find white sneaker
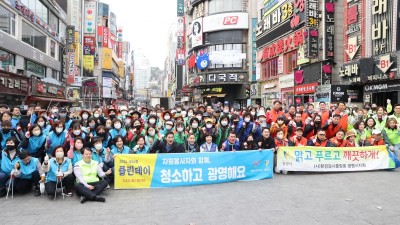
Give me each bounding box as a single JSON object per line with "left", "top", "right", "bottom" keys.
{"left": 282, "top": 170, "right": 288, "bottom": 175}
{"left": 106, "top": 184, "right": 110, "bottom": 189}
{"left": 274, "top": 166, "right": 281, "bottom": 173}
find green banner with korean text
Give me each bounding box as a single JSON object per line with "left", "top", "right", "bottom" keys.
{"left": 277, "top": 146, "right": 396, "bottom": 172}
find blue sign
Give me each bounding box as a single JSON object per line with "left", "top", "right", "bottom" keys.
{"left": 196, "top": 52, "right": 210, "bottom": 70}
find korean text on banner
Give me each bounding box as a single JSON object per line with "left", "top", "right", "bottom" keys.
{"left": 277, "top": 146, "right": 396, "bottom": 172}
{"left": 102, "top": 48, "right": 113, "bottom": 70}
{"left": 114, "top": 150, "right": 274, "bottom": 189}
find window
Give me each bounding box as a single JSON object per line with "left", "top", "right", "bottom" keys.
{"left": 59, "top": 21, "right": 66, "bottom": 42}
{"left": 0, "top": 5, "right": 16, "bottom": 36}
{"left": 262, "top": 58, "right": 278, "bottom": 80}
{"left": 284, "top": 51, "right": 297, "bottom": 74}
{"left": 205, "top": 43, "right": 245, "bottom": 70}
{"left": 22, "top": 22, "right": 47, "bottom": 52}
{"left": 50, "top": 40, "right": 56, "bottom": 58}
{"left": 52, "top": 69, "right": 58, "bottom": 80}
{"left": 205, "top": 30, "right": 243, "bottom": 45}
{"left": 0, "top": 49, "right": 15, "bottom": 69}
{"left": 48, "top": 11, "right": 58, "bottom": 33}
{"left": 209, "top": 0, "right": 243, "bottom": 15}
{"left": 26, "top": 60, "right": 46, "bottom": 78}
{"left": 22, "top": 0, "right": 48, "bottom": 23}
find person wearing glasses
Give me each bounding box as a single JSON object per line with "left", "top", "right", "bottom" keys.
{"left": 307, "top": 129, "right": 333, "bottom": 147}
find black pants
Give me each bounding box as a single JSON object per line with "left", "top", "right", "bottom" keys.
{"left": 75, "top": 180, "right": 108, "bottom": 200}
{"left": 45, "top": 174, "right": 75, "bottom": 195}
{"left": 14, "top": 170, "right": 40, "bottom": 193}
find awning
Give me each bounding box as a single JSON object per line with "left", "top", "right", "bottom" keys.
{"left": 27, "top": 96, "right": 74, "bottom": 103}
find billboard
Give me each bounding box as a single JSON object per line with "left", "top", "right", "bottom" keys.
{"left": 203, "top": 12, "right": 249, "bottom": 32}
{"left": 102, "top": 48, "right": 113, "bottom": 70}
{"left": 84, "top": 0, "right": 96, "bottom": 34}
{"left": 191, "top": 17, "right": 203, "bottom": 48}
{"left": 83, "top": 55, "right": 94, "bottom": 76}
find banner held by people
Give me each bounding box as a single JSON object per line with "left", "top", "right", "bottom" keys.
{"left": 277, "top": 146, "right": 397, "bottom": 172}
{"left": 114, "top": 150, "right": 274, "bottom": 189}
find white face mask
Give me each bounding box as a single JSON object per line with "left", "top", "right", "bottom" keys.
{"left": 181, "top": 111, "right": 187, "bottom": 117}
{"left": 148, "top": 131, "right": 155, "bottom": 136}
{"left": 206, "top": 124, "right": 213, "bottom": 129}
{"left": 157, "top": 113, "right": 162, "bottom": 117}
{"left": 56, "top": 127, "right": 63, "bottom": 133}
{"left": 73, "top": 130, "right": 81, "bottom": 136}
{"left": 52, "top": 109, "right": 59, "bottom": 114}
{"left": 149, "top": 119, "right": 156, "bottom": 124}
{"left": 95, "top": 144, "right": 103, "bottom": 150}
{"left": 55, "top": 151, "right": 64, "bottom": 159}
{"left": 166, "top": 125, "right": 172, "bottom": 130}
{"left": 94, "top": 113, "right": 100, "bottom": 118}
{"left": 164, "top": 116, "right": 170, "bottom": 120}
{"left": 277, "top": 134, "right": 284, "bottom": 139}
{"left": 122, "top": 111, "right": 128, "bottom": 116}
{"left": 196, "top": 116, "right": 202, "bottom": 121}
{"left": 251, "top": 112, "right": 256, "bottom": 116}
{"left": 114, "top": 123, "right": 121, "bottom": 129}
{"left": 188, "top": 112, "right": 193, "bottom": 117}
{"left": 223, "top": 109, "right": 229, "bottom": 113}
{"left": 244, "top": 118, "right": 250, "bottom": 123}
{"left": 221, "top": 121, "right": 228, "bottom": 126}
{"left": 125, "top": 119, "right": 131, "bottom": 124}
{"left": 177, "top": 127, "right": 184, "bottom": 132}
{"left": 82, "top": 114, "right": 89, "bottom": 119}
{"left": 192, "top": 123, "right": 198, "bottom": 128}
{"left": 32, "top": 130, "right": 41, "bottom": 136}
{"left": 259, "top": 118, "right": 266, "bottom": 122}
{"left": 38, "top": 122, "right": 45, "bottom": 127}
{"left": 258, "top": 111, "right": 265, "bottom": 115}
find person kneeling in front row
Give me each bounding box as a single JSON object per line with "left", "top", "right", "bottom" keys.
{"left": 74, "top": 148, "right": 111, "bottom": 203}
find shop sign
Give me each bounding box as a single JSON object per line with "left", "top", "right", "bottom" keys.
{"left": 339, "top": 62, "right": 360, "bottom": 79}
{"left": 192, "top": 2, "right": 204, "bottom": 20}
{"left": 200, "top": 73, "right": 247, "bottom": 84}
{"left": 305, "top": 0, "right": 319, "bottom": 27}
{"left": 66, "top": 26, "right": 75, "bottom": 44}
{"left": 263, "top": 0, "right": 286, "bottom": 16}
{"left": 331, "top": 85, "right": 362, "bottom": 102}
{"left": 177, "top": 0, "right": 184, "bottom": 17}
{"left": 364, "top": 81, "right": 400, "bottom": 93}
{"left": 376, "top": 54, "right": 393, "bottom": 73}
{"left": 0, "top": 72, "right": 29, "bottom": 95}
{"left": 345, "top": 36, "right": 360, "bottom": 60}
{"left": 358, "top": 55, "right": 398, "bottom": 82}
{"left": 256, "top": 0, "right": 305, "bottom": 37}
{"left": 295, "top": 82, "right": 318, "bottom": 95}
{"left": 324, "top": 1, "right": 335, "bottom": 60}
{"left": 83, "top": 36, "right": 96, "bottom": 55}
{"left": 262, "top": 29, "right": 304, "bottom": 61}
{"left": 304, "top": 28, "right": 318, "bottom": 58}
{"left": 371, "top": 0, "right": 392, "bottom": 55}
{"left": 279, "top": 74, "right": 294, "bottom": 88}
{"left": 32, "top": 79, "right": 65, "bottom": 98}
{"left": 264, "top": 83, "right": 276, "bottom": 89}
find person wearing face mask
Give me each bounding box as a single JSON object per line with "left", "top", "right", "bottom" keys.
{"left": 50, "top": 106, "right": 59, "bottom": 120}
{"left": 174, "top": 121, "right": 187, "bottom": 145}
{"left": 239, "top": 112, "right": 261, "bottom": 143}
{"left": 372, "top": 106, "right": 387, "bottom": 131}
{"left": 194, "top": 111, "right": 205, "bottom": 128}
{"left": 146, "top": 114, "right": 158, "bottom": 129}
{"left": 184, "top": 108, "right": 194, "bottom": 127}
{"left": 0, "top": 121, "right": 23, "bottom": 150}
{"left": 145, "top": 126, "right": 159, "bottom": 149}
{"left": 95, "top": 125, "right": 111, "bottom": 148}
{"left": 221, "top": 106, "right": 231, "bottom": 118}
{"left": 131, "top": 135, "right": 149, "bottom": 154}
{"left": 35, "top": 116, "right": 51, "bottom": 136}
{"left": 150, "top": 131, "right": 184, "bottom": 153}
{"left": 160, "top": 120, "right": 174, "bottom": 139}
{"left": 79, "top": 110, "right": 91, "bottom": 128}
{"left": 303, "top": 114, "right": 323, "bottom": 140}
{"left": 42, "top": 146, "right": 74, "bottom": 198}
{"left": 21, "top": 125, "right": 46, "bottom": 162}
{"left": 123, "top": 115, "right": 133, "bottom": 130}
{"left": 241, "top": 134, "right": 257, "bottom": 150}
{"left": 127, "top": 119, "right": 145, "bottom": 149}
{"left": 63, "top": 123, "right": 90, "bottom": 150}
{"left": 187, "top": 118, "right": 201, "bottom": 144}
{"left": 141, "top": 107, "right": 149, "bottom": 122}
{"left": 58, "top": 108, "right": 73, "bottom": 130}
{"left": 92, "top": 109, "right": 106, "bottom": 125}
{"left": 109, "top": 119, "right": 127, "bottom": 139}
{"left": 216, "top": 115, "right": 231, "bottom": 148}
{"left": 45, "top": 122, "right": 67, "bottom": 157}
{"left": 12, "top": 150, "right": 43, "bottom": 196}
{"left": 230, "top": 114, "right": 242, "bottom": 135}
{"left": 67, "top": 137, "right": 85, "bottom": 166}
{"left": 256, "top": 113, "right": 268, "bottom": 129}
{"left": 274, "top": 129, "right": 288, "bottom": 148}
{"left": 106, "top": 109, "right": 118, "bottom": 121}
{"left": 197, "top": 105, "right": 206, "bottom": 114}
{"left": 0, "top": 137, "right": 21, "bottom": 197}
{"left": 270, "top": 116, "right": 288, "bottom": 139}
{"left": 86, "top": 117, "right": 98, "bottom": 137}
{"left": 161, "top": 111, "right": 173, "bottom": 125}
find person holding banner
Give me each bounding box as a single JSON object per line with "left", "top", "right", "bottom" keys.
{"left": 200, "top": 133, "right": 218, "bottom": 152}
{"left": 382, "top": 118, "right": 400, "bottom": 159}
{"left": 307, "top": 129, "right": 333, "bottom": 147}
{"left": 74, "top": 148, "right": 110, "bottom": 203}
{"left": 221, "top": 132, "right": 240, "bottom": 152}
{"left": 150, "top": 131, "right": 184, "bottom": 153}
{"left": 256, "top": 128, "right": 276, "bottom": 150}
{"left": 329, "top": 130, "right": 346, "bottom": 147}
{"left": 241, "top": 134, "right": 258, "bottom": 150}
{"left": 288, "top": 127, "right": 307, "bottom": 147}
{"left": 323, "top": 114, "right": 344, "bottom": 139}
{"left": 367, "top": 129, "right": 385, "bottom": 146}
{"left": 131, "top": 135, "right": 149, "bottom": 154}
{"left": 184, "top": 133, "right": 200, "bottom": 153}
{"left": 344, "top": 130, "right": 358, "bottom": 147}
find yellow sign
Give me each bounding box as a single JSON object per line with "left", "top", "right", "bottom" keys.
{"left": 102, "top": 48, "right": 113, "bottom": 70}
{"left": 118, "top": 61, "right": 124, "bottom": 78}
{"left": 83, "top": 55, "right": 94, "bottom": 76}
{"left": 114, "top": 154, "right": 157, "bottom": 189}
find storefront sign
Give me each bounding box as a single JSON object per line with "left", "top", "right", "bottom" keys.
{"left": 279, "top": 74, "right": 294, "bottom": 88}
{"left": 0, "top": 72, "right": 29, "bottom": 96}
{"left": 83, "top": 36, "right": 96, "bottom": 55}
{"left": 256, "top": 0, "right": 305, "bottom": 37}
{"left": 263, "top": 0, "right": 286, "bottom": 16}
{"left": 358, "top": 55, "right": 398, "bottom": 82}
{"left": 196, "top": 51, "right": 209, "bottom": 69}
{"left": 9, "top": 0, "right": 61, "bottom": 43}
{"left": 261, "top": 29, "right": 305, "bottom": 61}
{"left": 203, "top": 12, "right": 248, "bottom": 33}
{"left": 377, "top": 54, "right": 393, "bottom": 73}
{"left": 83, "top": 55, "right": 94, "bottom": 76}
{"left": 192, "top": 2, "right": 204, "bottom": 19}
{"left": 190, "top": 17, "right": 203, "bottom": 48}
{"left": 177, "top": 0, "right": 184, "bottom": 17}
{"left": 305, "top": 28, "right": 319, "bottom": 58}
{"left": 102, "top": 48, "right": 113, "bottom": 70}
{"left": 199, "top": 73, "right": 247, "bottom": 84}
{"left": 264, "top": 83, "right": 276, "bottom": 89}
{"left": 331, "top": 85, "right": 363, "bottom": 102}
{"left": 117, "top": 42, "right": 123, "bottom": 59}
{"left": 66, "top": 26, "right": 75, "bottom": 44}
{"left": 346, "top": 36, "right": 360, "bottom": 60}
{"left": 364, "top": 80, "right": 400, "bottom": 93}
{"left": 31, "top": 79, "right": 65, "bottom": 98}
{"left": 84, "top": 1, "right": 97, "bottom": 34}
{"left": 339, "top": 61, "right": 360, "bottom": 83}
{"left": 306, "top": 0, "right": 319, "bottom": 27}
{"left": 324, "top": 1, "right": 335, "bottom": 60}
{"left": 295, "top": 82, "right": 318, "bottom": 95}
{"left": 371, "top": 0, "right": 392, "bottom": 55}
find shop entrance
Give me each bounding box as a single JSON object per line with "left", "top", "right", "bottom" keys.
{"left": 372, "top": 91, "right": 399, "bottom": 106}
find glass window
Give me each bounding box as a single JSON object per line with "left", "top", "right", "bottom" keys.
{"left": 0, "top": 5, "right": 16, "bottom": 36}
{"left": 205, "top": 30, "right": 242, "bottom": 45}
{"left": 26, "top": 60, "right": 46, "bottom": 78}
{"left": 0, "top": 49, "right": 15, "bottom": 69}
{"left": 50, "top": 40, "right": 56, "bottom": 58}
{"left": 262, "top": 58, "right": 278, "bottom": 79}
{"left": 201, "top": 43, "right": 245, "bottom": 71}
{"left": 209, "top": 0, "right": 243, "bottom": 15}
{"left": 35, "top": 0, "right": 48, "bottom": 23}
{"left": 59, "top": 21, "right": 66, "bottom": 42}
{"left": 284, "top": 51, "right": 297, "bottom": 74}
{"left": 48, "top": 11, "right": 58, "bottom": 33}
{"left": 22, "top": 21, "right": 47, "bottom": 53}
{"left": 52, "top": 69, "right": 58, "bottom": 80}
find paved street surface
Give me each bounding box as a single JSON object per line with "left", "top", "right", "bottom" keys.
{"left": 1, "top": 169, "right": 399, "bottom": 225}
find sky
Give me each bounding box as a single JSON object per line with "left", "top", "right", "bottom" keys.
{"left": 101, "top": 0, "right": 176, "bottom": 69}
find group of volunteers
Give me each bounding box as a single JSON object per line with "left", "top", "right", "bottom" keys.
{"left": 0, "top": 99, "right": 399, "bottom": 202}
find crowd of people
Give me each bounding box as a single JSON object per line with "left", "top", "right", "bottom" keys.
{"left": 0, "top": 99, "right": 399, "bottom": 203}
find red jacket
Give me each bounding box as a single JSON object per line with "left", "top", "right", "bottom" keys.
{"left": 325, "top": 123, "right": 343, "bottom": 139}
{"left": 266, "top": 109, "right": 284, "bottom": 125}
{"left": 290, "top": 136, "right": 308, "bottom": 146}
{"left": 330, "top": 137, "right": 346, "bottom": 147}
{"left": 367, "top": 137, "right": 385, "bottom": 146}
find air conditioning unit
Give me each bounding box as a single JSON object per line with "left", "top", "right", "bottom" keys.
{"left": 7, "top": 65, "right": 17, "bottom": 73}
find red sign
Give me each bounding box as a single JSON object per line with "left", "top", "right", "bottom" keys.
{"left": 223, "top": 16, "right": 238, "bottom": 25}
{"left": 83, "top": 36, "right": 95, "bottom": 55}
{"left": 117, "top": 42, "right": 123, "bottom": 59}
{"left": 103, "top": 27, "right": 109, "bottom": 47}
{"left": 295, "top": 82, "right": 318, "bottom": 95}
{"left": 188, "top": 55, "right": 196, "bottom": 69}
{"left": 347, "top": 5, "right": 358, "bottom": 25}
{"left": 0, "top": 71, "right": 29, "bottom": 96}
{"left": 262, "top": 29, "right": 305, "bottom": 61}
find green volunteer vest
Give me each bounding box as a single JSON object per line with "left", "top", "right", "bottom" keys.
{"left": 76, "top": 160, "right": 100, "bottom": 183}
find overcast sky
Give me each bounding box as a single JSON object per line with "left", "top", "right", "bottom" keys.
{"left": 101, "top": 0, "right": 176, "bottom": 69}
